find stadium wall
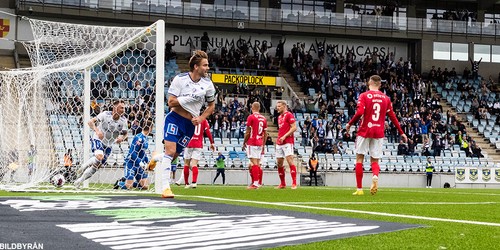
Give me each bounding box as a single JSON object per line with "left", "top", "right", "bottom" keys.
{"left": 93, "top": 168, "right": 464, "bottom": 189}
{"left": 163, "top": 27, "right": 408, "bottom": 61}
{"left": 7, "top": 11, "right": 500, "bottom": 80}
{"left": 0, "top": 8, "right": 18, "bottom": 52}
{"left": 6, "top": 17, "right": 409, "bottom": 62}
{"left": 421, "top": 38, "right": 499, "bottom": 80}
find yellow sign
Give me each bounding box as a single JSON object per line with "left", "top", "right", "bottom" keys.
{"left": 0, "top": 18, "right": 10, "bottom": 38}
{"left": 211, "top": 73, "right": 276, "bottom": 86}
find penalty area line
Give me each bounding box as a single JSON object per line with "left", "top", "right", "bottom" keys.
{"left": 178, "top": 195, "right": 500, "bottom": 227}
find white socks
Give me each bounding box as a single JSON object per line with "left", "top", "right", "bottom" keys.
{"left": 161, "top": 155, "right": 172, "bottom": 191}
{"left": 77, "top": 157, "right": 99, "bottom": 175}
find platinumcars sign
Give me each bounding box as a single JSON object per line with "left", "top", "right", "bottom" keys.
{"left": 211, "top": 73, "right": 276, "bottom": 86}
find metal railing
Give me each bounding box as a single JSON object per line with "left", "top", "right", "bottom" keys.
{"left": 210, "top": 67, "right": 279, "bottom": 77}
{"left": 18, "top": 0, "right": 500, "bottom": 38}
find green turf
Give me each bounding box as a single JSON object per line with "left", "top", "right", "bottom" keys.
{"left": 1, "top": 186, "right": 500, "bottom": 250}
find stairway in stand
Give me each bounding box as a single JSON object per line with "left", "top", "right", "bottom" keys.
{"left": 0, "top": 55, "right": 16, "bottom": 69}
{"left": 435, "top": 89, "right": 500, "bottom": 162}
{"left": 262, "top": 111, "right": 278, "bottom": 141}
{"left": 280, "top": 70, "right": 310, "bottom": 100}
{"left": 18, "top": 55, "right": 32, "bottom": 68}
{"left": 173, "top": 53, "right": 191, "bottom": 72}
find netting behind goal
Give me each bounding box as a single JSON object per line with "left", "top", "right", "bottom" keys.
{"left": 0, "top": 18, "right": 166, "bottom": 192}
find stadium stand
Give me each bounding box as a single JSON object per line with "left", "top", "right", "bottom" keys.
{"left": 3, "top": 0, "right": 500, "bottom": 183}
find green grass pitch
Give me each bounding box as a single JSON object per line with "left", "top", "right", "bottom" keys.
{"left": 1, "top": 185, "right": 500, "bottom": 250}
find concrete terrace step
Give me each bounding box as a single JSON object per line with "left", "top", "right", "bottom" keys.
{"left": 435, "top": 88, "right": 500, "bottom": 162}
{"left": 0, "top": 55, "right": 15, "bottom": 69}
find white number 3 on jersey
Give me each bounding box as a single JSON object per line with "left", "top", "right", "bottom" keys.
{"left": 372, "top": 103, "right": 381, "bottom": 121}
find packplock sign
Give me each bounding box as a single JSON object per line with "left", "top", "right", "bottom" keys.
{"left": 212, "top": 73, "right": 276, "bottom": 86}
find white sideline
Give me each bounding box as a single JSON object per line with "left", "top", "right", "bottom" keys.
{"left": 279, "top": 202, "right": 498, "bottom": 205}
{"left": 179, "top": 195, "right": 500, "bottom": 227}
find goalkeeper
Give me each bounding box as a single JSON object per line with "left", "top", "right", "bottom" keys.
{"left": 74, "top": 99, "right": 128, "bottom": 189}
{"left": 115, "top": 123, "right": 155, "bottom": 190}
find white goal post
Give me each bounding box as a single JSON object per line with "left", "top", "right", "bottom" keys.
{"left": 0, "top": 18, "right": 166, "bottom": 193}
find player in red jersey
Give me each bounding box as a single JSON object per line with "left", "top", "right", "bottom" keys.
{"left": 346, "top": 75, "right": 407, "bottom": 196}
{"left": 243, "top": 102, "right": 268, "bottom": 189}
{"left": 182, "top": 119, "right": 215, "bottom": 188}
{"left": 275, "top": 100, "right": 298, "bottom": 189}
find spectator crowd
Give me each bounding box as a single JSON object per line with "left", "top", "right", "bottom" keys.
{"left": 45, "top": 36, "right": 499, "bottom": 162}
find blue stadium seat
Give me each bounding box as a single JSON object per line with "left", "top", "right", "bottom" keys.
{"left": 228, "top": 151, "right": 238, "bottom": 159}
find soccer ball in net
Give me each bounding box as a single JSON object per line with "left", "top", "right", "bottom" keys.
{"left": 51, "top": 174, "right": 66, "bottom": 188}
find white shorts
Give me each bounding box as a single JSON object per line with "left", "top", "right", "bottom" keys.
{"left": 183, "top": 147, "right": 202, "bottom": 160}
{"left": 246, "top": 146, "right": 263, "bottom": 159}
{"left": 355, "top": 136, "right": 383, "bottom": 159}
{"left": 276, "top": 143, "right": 294, "bottom": 158}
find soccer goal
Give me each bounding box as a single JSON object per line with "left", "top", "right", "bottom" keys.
{"left": 0, "top": 18, "right": 166, "bottom": 193}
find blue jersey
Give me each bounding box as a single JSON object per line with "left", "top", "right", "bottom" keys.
{"left": 125, "top": 132, "right": 149, "bottom": 166}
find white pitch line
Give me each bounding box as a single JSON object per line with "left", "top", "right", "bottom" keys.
{"left": 206, "top": 186, "right": 500, "bottom": 197}
{"left": 178, "top": 195, "right": 500, "bottom": 227}
{"left": 278, "top": 202, "right": 498, "bottom": 205}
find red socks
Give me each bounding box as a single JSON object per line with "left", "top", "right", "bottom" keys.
{"left": 355, "top": 163, "right": 364, "bottom": 188}
{"left": 182, "top": 165, "right": 199, "bottom": 184}
{"left": 192, "top": 166, "right": 199, "bottom": 183}
{"left": 290, "top": 165, "right": 297, "bottom": 185}
{"left": 249, "top": 167, "right": 254, "bottom": 183}
{"left": 183, "top": 165, "right": 190, "bottom": 184}
{"left": 250, "top": 165, "right": 260, "bottom": 184}
{"left": 371, "top": 162, "right": 380, "bottom": 177}
{"left": 278, "top": 167, "right": 285, "bottom": 185}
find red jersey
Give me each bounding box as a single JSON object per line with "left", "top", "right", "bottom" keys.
{"left": 277, "top": 111, "right": 296, "bottom": 145}
{"left": 246, "top": 112, "right": 268, "bottom": 146}
{"left": 348, "top": 90, "right": 404, "bottom": 139}
{"left": 187, "top": 120, "right": 214, "bottom": 148}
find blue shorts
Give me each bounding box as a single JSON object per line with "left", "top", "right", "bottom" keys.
{"left": 124, "top": 161, "right": 148, "bottom": 181}
{"left": 164, "top": 111, "right": 195, "bottom": 154}
{"left": 90, "top": 139, "right": 112, "bottom": 164}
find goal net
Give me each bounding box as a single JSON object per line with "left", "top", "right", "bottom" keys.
{"left": 0, "top": 18, "right": 166, "bottom": 193}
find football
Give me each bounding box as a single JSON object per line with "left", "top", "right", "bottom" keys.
{"left": 51, "top": 174, "right": 66, "bottom": 188}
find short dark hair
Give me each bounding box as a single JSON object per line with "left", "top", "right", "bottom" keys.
{"left": 189, "top": 50, "right": 208, "bottom": 71}
{"left": 370, "top": 75, "right": 382, "bottom": 84}
{"left": 143, "top": 120, "right": 153, "bottom": 131}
